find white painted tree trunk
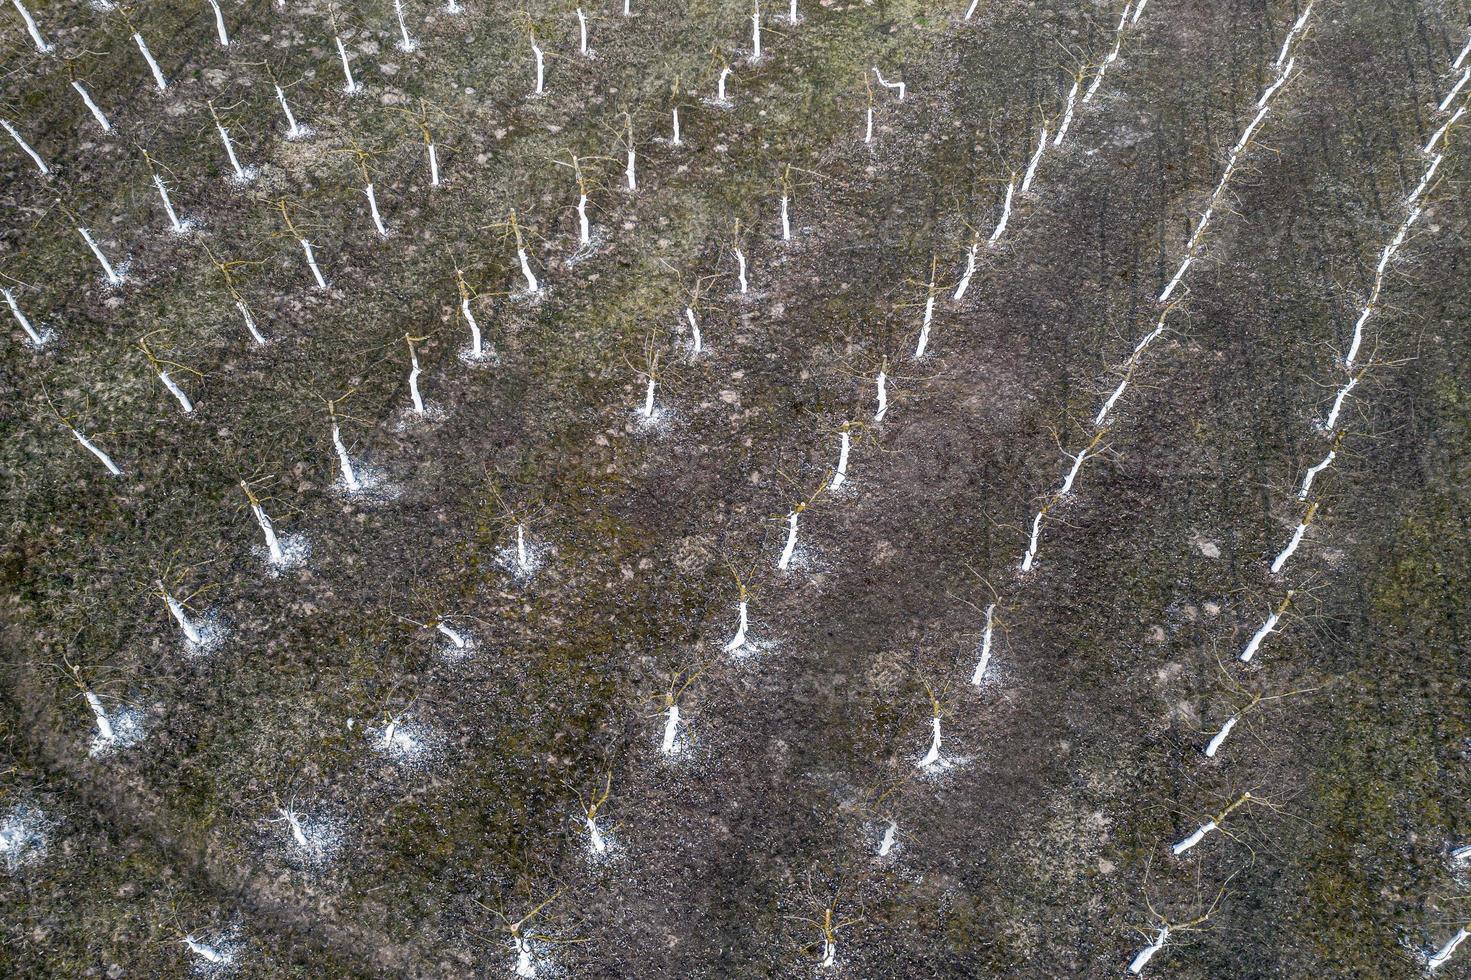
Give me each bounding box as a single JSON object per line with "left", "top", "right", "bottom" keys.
{"left": 518, "top": 247, "right": 540, "bottom": 293}
{"left": 183, "top": 937, "right": 226, "bottom": 965}
{"left": 336, "top": 36, "right": 361, "bottom": 93}
{"left": 393, "top": 0, "right": 418, "bottom": 51}
{"left": 3, "top": 288, "right": 46, "bottom": 346}
{"left": 250, "top": 501, "right": 286, "bottom": 564}
{"left": 206, "top": 0, "right": 229, "bottom": 45}
{"left": 72, "top": 81, "right": 112, "bottom": 132}
{"left": 641, "top": 377, "right": 657, "bottom": 418}
{"left": 918, "top": 716, "right": 942, "bottom": 768}
{"left": 685, "top": 307, "right": 701, "bottom": 355}
{"left": 72, "top": 428, "right": 122, "bottom": 476}
{"left": 1429, "top": 927, "right": 1470, "bottom": 971}
{"left": 1238, "top": 610, "right": 1281, "bottom": 663}
{"left": 300, "top": 239, "right": 327, "bottom": 288}
{"left": 1297, "top": 449, "right": 1335, "bottom": 500}
{"left": 1020, "top": 124, "right": 1048, "bottom": 192}
{"left": 874, "top": 370, "right": 888, "bottom": 422}
{"left": 1171, "top": 819, "right": 1217, "bottom": 855}
{"left": 365, "top": 183, "right": 389, "bottom": 237}
{"left": 1053, "top": 79, "right": 1081, "bottom": 145}
{"left": 723, "top": 600, "right": 748, "bottom": 652}
{"left": 660, "top": 704, "right": 681, "bottom": 754}
{"left": 158, "top": 371, "right": 194, "bottom": 413}
{"left": 876, "top": 819, "right": 897, "bottom": 856}
{"left": 2, "top": 119, "right": 48, "bottom": 175}
{"left": 1128, "top": 927, "right": 1169, "bottom": 975}
{"left": 332, "top": 424, "right": 360, "bottom": 491}
{"left": 988, "top": 179, "right": 1015, "bottom": 244}
{"left": 1270, "top": 522, "right": 1308, "bottom": 575}
{"left": 1020, "top": 511, "right": 1044, "bottom": 572}
{"left": 238, "top": 302, "right": 267, "bottom": 345}
{"left": 12, "top": 0, "right": 51, "bottom": 53}
{"left": 85, "top": 691, "right": 114, "bottom": 742}
{"left": 516, "top": 524, "right": 531, "bottom": 571}
{"left": 152, "top": 174, "right": 185, "bottom": 232}
{"left": 735, "top": 248, "right": 748, "bottom": 292}
{"left": 1203, "top": 714, "right": 1237, "bottom": 757}
{"left": 953, "top": 242, "right": 978, "bottom": 300}
{"left": 407, "top": 349, "right": 425, "bottom": 415}
{"left": 586, "top": 815, "right": 606, "bottom": 853}
{"left": 462, "top": 299, "right": 484, "bottom": 358}
{"left": 970, "top": 603, "right": 996, "bottom": 684}
{"left": 780, "top": 195, "right": 791, "bottom": 240}
{"left": 830, "top": 430, "right": 852, "bottom": 489}
{"left": 133, "top": 33, "right": 168, "bottom": 91}
{"left": 79, "top": 227, "right": 123, "bottom": 283}
{"left": 281, "top": 808, "right": 309, "bottom": 847}
{"left": 777, "top": 512, "right": 799, "bottom": 569}
{"left": 165, "top": 593, "right": 203, "bottom": 645}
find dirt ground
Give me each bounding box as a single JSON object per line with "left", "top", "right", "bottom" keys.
{"left": 4, "top": 0, "right": 1471, "bottom": 976}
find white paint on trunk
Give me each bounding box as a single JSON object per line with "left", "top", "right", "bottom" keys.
{"left": 85, "top": 691, "right": 114, "bottom": 742}
{"left": 874, "top": 370, "right": 888, "bottom": 422}
{"left": 133, "top": 33, "right": 168, "bottom": 91}
{"left": 78, "top": 229, "right": 122, "bottom": 286}
{"left": 1128, "top": 926, "right": 1169, "bottom": 974}
{"left": 1297, "top": 449, "right": 1335, "bottom": 500}
{"left": 1429, "top": 927, "right": 1471, "bottom": 971}
{"left": 1238, "top": 610, "right": 1281, "bottom": 663}
{"left": 641, "top": 376, "right": 657, "bottom": 418}
{"left": 3, "top": 287, "right": 47, "bottom": 346}
{"left": 237, "top": 301, "right": 266, "bottom": 345}
{"left": 735, "top": 248, "right": 748, "bottom": 292}
{"left": 407, "top": 348, "right": 424, "bottom": 415}
{"left": 332, "top": 424, "right": 360, "bottom": 491}
{"left": 518, "top": 247, "right": 540, "bottom": 292}
{"left": 723, "top": 600, "right": 748, "bottom": 652}
{"left": 206, "top": 0, "right": 229, "bottom": 45}
{"left": 393, "top": 0, "right": 418, "bottom": 51}
{"left": 1171, "top": 819, "right": 1217, "bottom": 855}
{"left": 300, "top": 239, "right": 327, "bottom": 288}
{"left": 830, "top": 430, "right": 852, "bottom": 489}
{"left": 685, "top": 306, "right": 702, "bottom": 354}
{"left": 970, "top": 603, "right": 996, "bottom": 684}
{"left": 73, "top": 428, "right": 122, "bottom": 476}
{"left": 953, "top": 241, "right": 978, "bottom": 299}
{"left": 72, "top": 81, "right": 112, "bottom": 132}
{"left": 1203, "top": 715, "right": 1237, "bottom": 757}
{"left": 250, "top": 501, "right": 286, "bottom": 564}
{"left": 660, "top": 704, "right": 681, "bottom": 754}
{"left": 2, "top": 119, "right": 48, "bottom": 175}
{"left": 877, "top": 819, "right": 898, "bottom": 856}
{"left": 777, "top": 511, "right": 799, "bottom": 569}
{"left": 336, "top": 36, "right": 361, "bottom": 93}
{"left": 365, "top": 183, "right": 389, "bottom": 236}
{"left": 165, "top": 593, "right": 202, "bottom": 645}
{"left": 152, "top": 174, "right": 185, "bottom": 233}
{"left": 1269, "top": 520, "right": 1308, "bottom": 575}
{"left": 11, "top": 0, "right": 51, "bottom": 53}
{"left": 1020, "top": 124, "right": 1048, "bottom": 192}
{"left": 918, "top": 716, "right": 942, "bottom": 769}
{"left": 158, "top": 371, "right": 194, "bottom": 413}
{"left": 1020, "top": 511, "right": 1044, "bottom": 572}
{"left": 988, "top": 179, "right": 1015, "bottom": 244}
{"left": 780, "top": 195, "right": 791, "bottom": 240}
{"left": 1053, "top": 79, "right": 1080, "bottom": 145}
